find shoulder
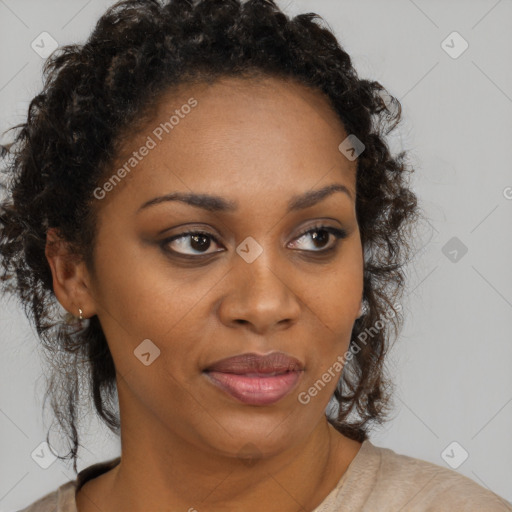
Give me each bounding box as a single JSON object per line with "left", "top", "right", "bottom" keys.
{"left": 15, "top": 481, "right": 76, "bottom": 512}
{"left": 15, "top": 456, "right": 120, "bottom": 512}
{"left": 363, "top": 441, "right": 512, "bottom": 510}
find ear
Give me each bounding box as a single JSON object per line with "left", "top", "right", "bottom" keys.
{"left": 45, "top": 227, "right": 96, "bottom": 319}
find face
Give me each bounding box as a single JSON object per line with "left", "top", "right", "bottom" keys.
{"left": 81, "top": 76, "right": 363, "bottom": 459}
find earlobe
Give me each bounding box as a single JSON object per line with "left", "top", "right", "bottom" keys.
{"left": 45, "top": 227, "right": 95, "bottom": 319}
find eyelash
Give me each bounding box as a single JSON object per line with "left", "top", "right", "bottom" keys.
{"left": 160, "top": 223, "right": 348, "bottom": 259}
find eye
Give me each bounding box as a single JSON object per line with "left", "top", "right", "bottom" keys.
{"left": 288, "top": 224, "right": 348, "bottom": 252}
{"left": 161, "top": 223, "right": 348, "bottom": 259}
{"left": 162, "top": 229, "right": 224, "bottom": 257}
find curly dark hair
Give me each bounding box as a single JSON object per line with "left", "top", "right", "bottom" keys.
{"left": 0, "top": 0, "right": 422, "bottom": 473}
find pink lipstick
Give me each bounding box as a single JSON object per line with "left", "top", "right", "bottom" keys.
{"left": 203, "top": 352, "right": 304, "bottom": 406}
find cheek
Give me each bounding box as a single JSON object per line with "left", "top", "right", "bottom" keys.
{"left": 90, "top": 236, "right": 222, "bottom": 374}
{"left": 306, "top": 255, "right": 363, "bottom": 332}
{"left": 300, "top": 255, "right": 363, "bottom": 381}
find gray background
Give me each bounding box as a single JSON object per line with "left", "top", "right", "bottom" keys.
{"left": 1, "top": 0, "right": 511, "bottom": 510}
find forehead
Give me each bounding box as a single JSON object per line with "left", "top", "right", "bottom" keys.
{"left": 97, "top": 75, "right": 357, "bottom": 214}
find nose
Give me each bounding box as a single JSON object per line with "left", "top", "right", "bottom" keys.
{"left": 217, "top": 249, "right": 302, "bottom": 335}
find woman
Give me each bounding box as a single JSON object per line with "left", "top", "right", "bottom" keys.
{"left": 1, "top": 0, "right": 510, "bottom": 510}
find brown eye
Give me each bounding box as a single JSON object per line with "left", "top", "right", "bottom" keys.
{"left": 161, "top": 224, "right": 347, "bottom": 259}
{"left": 162, "top": 230, "right": 223, "bottom": 256}
{"left": 288, "top": 226, "right": 347, "bottom": 252}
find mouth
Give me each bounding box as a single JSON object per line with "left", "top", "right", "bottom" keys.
{"left": 202, "top": 352, "right": 304, "bottom": 406}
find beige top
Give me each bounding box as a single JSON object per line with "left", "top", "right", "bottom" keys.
{"left": 17, "top": 439, "right": 512, "bottom": 511}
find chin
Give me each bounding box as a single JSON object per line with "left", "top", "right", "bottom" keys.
{"left": 194, "top": 408, "right": 313, "bottom": 460}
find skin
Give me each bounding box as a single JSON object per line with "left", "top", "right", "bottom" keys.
{"left": 46, "top": 75, "right": 364, "bottom": 512}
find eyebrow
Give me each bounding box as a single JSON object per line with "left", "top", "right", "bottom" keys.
{"left": 137, "top": 183, "right": 352, "bottom": 214}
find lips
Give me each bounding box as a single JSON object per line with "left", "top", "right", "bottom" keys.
{"left": 204, "top": 352, "right": 304, "bottom": 374}
{"left": 203, "top": 352, "right": 304, "bottom": 406}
